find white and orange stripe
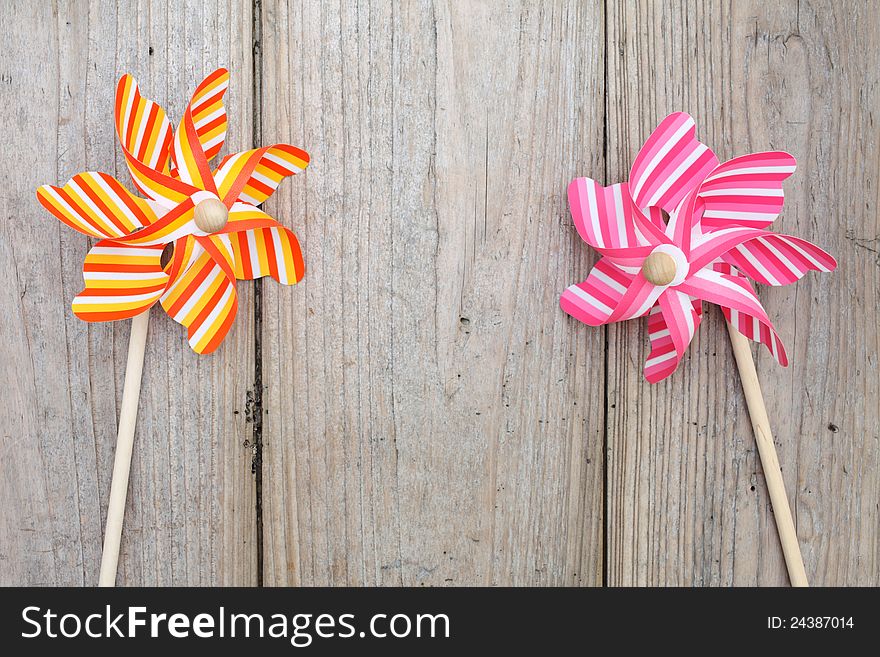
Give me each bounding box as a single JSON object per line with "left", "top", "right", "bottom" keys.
{"left": 170, "top": 70, "right": 230, "bottom": 191}
{"left": 213, "top": 144, "right": 310, "bottom": 206}
{"left": 39, "top": 67, "right": 312, "bottom": 356}
{"left": 115, "top": 74, "right": 199, "bottom": 208}
{"left": 112, "top": 197, "right": 198, "bottom": 246}
{"left": 72, "top": 241, "right": 168, "bottom": 321}
{"left": 185, "top": 68, "right": 229, "bottom": 162}
{"left": 36, "top": 172, "right": 157, "bottom": 238}
{"left": 115, "top": 73, "right": 173, "bottom": 175}
{"left": 160, "top": 235, "right": 237, "bottom": 354}
{"left": 229, "top": 224, "right": 305, "bottom": 285}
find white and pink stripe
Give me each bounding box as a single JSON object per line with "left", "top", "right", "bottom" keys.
{"left": 629, "top": 113, "right": 719, "bottom": 214}
{"left": 698, "top": 152, "right": 796, "bottom": 230}
{"left": 567, "top": 178, "right": 662, "bottom": 252}
{"left": 561, "top": 113, "right": 836, "bottom": 382}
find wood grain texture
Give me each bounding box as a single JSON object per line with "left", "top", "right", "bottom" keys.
{"left": 0, "top": 0, "right": 257, "bottom": 585}
{"left": 605, "top": 0, "right": 880, "bottom": 586}
{"left": 1, "top": 0, "right": 877, "bottom": 587}
{"left": 258, "top": 0, "right": 606, "bottom": 586}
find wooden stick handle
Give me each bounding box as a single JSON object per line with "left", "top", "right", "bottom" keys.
{"left": 98, "top": 310, "right": 150, "bottom": 587}
{"left": 726, "top": 322, "right": 809, "bottom": 587}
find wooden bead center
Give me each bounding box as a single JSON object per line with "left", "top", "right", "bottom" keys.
{"left": 193, "top": 198, "right": 229, "bottom": 233}
{"left": 641, "top": 251, "right": 677, "bottom": 286}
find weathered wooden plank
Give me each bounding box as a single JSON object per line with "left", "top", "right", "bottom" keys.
{"left": 4, "top": 0, "right": 874, "bottom": 589}
{"left": 258, "top": 0, "right": 606, "bottom": 586}
{"left": 0, "top": 0, "right": 257, "bottom": 585}
{"left": 604, "top": 0, "right": 879, "bottom": 585}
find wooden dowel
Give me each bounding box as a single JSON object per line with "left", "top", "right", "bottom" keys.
{"left": 98, "top": 309, "right": 150, "bottom": 587}
{"left": 726, "top": 322, "right": 809, "bottom": 587}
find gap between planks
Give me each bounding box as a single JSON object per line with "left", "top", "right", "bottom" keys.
{"left": 251, "top": 0, "right": 266, "bottom": 588}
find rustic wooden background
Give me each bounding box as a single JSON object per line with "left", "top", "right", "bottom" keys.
{"left": 1, "top": 0, "right": 877, "bottom": 586}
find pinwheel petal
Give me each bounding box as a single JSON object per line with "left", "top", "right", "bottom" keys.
{"left": 561, "top": 258, "right": 634, "bottom": 325}
{"left": 677, "top": 267, "right": 787, "bottom": 365}
{"left": 218, "top": 201, "right": 285, "bottom": 234}
{"left": 722, "top": 306, "right": 788, "bottom": 366}
{"left": 628, "top": 112, "right": 719, "bottom": 214}
{"left": 36, "top": 172, "right": 157, "bottom": 239}
{"left": 171, "top": 70, "right": 228, "bottom": 192}
{"left": 164, "top": 234, "right": 201, "bottom": 280}
{"left": 606, "top": 274, "right": 666, "bottom": 323}
{"left": 120, "top": 150, "right": 201, "bottom": 209}
{"left": 656, "top": 289, "right": 702, "bottom": 365}
{"left": 567, "top": 178, "right": 666, "bottom": 251}
{"left": 644, "top": 206, "right": 668, "bottom": 230}
{"left": 112, "top": 195, "right": 201, "bottom": 246}
{"left": 213, "top": 144, "right": 310, "bottom": 206}
{"left": 115, "top": 75, "right": 199, "bottom": 208}
{"left": 561, "top": 259, "right": 663, "bottom": 326}
{"left": 644, "top": 297, "right": 703, "bottom": 383}
{"left": 200, "top": 233, "right": 236, "bottom": 282}
{"left": 698, "top": 152, "right": 796, "bottom": 230}
{"left": 719, "top": 303, "right": 787, "bottom": 365}
{"left": 180, "top": 68, "right": 229, "bottom": 163}
{"left": 115, "top": 74, "right": 174, "bottom": 176}
{"left": 663, "top": 184, "right": 701, "bottom": 254}
{"left": 687, "top": 225, "right": 770, "bottom": 274}
{"left": 72, "top": 241, "right": 168, "bottom": 321}
{"left": 160, "top": 235, "right": 237, "bottom": 354}
{"left": 722, "top": 233, "right": 837, "bottom": 286}
{"left": 229, "top": 224, "right": 305, "bottom": 285}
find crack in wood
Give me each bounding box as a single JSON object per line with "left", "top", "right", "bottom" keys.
{"left": 251, "top": 0, "right": 265, "bottom": 588}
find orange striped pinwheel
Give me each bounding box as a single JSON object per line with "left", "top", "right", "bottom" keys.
{"left": 37, "top": 69, "right": 309, "bottom": 353}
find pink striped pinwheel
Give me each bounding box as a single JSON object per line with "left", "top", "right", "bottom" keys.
{"left": 561, "top": 112, "right": 837, "bottom": 382}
